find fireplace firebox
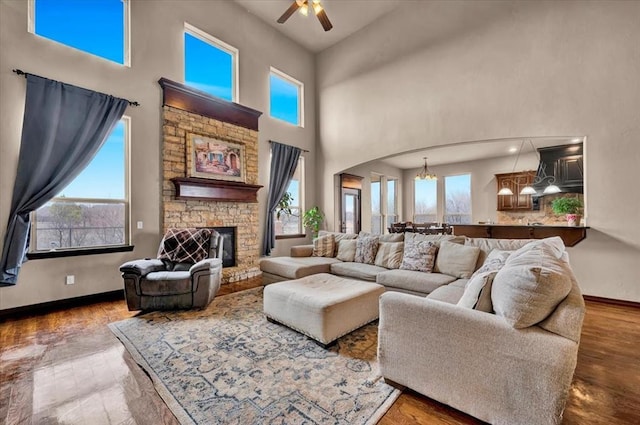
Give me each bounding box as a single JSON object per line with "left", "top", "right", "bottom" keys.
{"left": 212, "top": 226, "right": 236, "bottom": 268}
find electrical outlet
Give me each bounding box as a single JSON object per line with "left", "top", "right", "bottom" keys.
{"left": 65, "top": 275, "right": 75, "bottom": 285}
{"left": 137, "top": 221, "right": 144, "bottom": 229}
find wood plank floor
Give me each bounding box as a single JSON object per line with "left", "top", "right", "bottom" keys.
{"left": 1, "top": 279, "right": 639, "bottom": 424}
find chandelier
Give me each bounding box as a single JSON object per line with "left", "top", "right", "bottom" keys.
{"left": 415, "top": 157, "right": 437, "bottom": 180}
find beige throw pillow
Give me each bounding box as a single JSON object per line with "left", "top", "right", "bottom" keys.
{"left": 457, "top": 271, "right": 497, "bottom": 312}
{"left": 399, "top": 240, "right": 438, "bottom": 272}
{"left": 354, "top": 236, "right": 379, "bottom": 264}
{"left": 435, "top": 241, "right": 481, "bottom": 278}
{"left": 374, "top": 242, "right": 404, "bottom": 269}
{"left": 318, "top": 230, "right": 358, "bottom": 257}
{"left": 336, "top": 239, "right": 357, "bottom": 262}
{"left": 492, "top": 242, "right": 573, "bottom": 328}
{"left": 312, "top": 234, "right": 335, "bottom": 257}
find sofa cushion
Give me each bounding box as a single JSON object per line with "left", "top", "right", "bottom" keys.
{"left": 359, "top": 231, "right": 404, "bottom": 242}
{"left": 435, "top": 241, "right": 480, "bottom": 278}
{"left": 318, "top": 230, "right": 358, "bottom": 256}
{"left": 405, "top": 232, "right": 464, "bottom": 246}
{"left": 400, "top": 240, "right": 438, "bottom": 272}
{"left": 492, "top": 241, "right": 572, "bottom": 328}
{"left": 425, "top": 285, "right": 466, "bottom": 304}
{"left": 336, "top": 239, "right": 357, "bottom": 262}
{"left": 330, "top": 262, "right": 387, "bottom": 282}
{"left": 355, "top": 235, "right": 380, "bottom": 264}
{"left": 291, "top": 244, "right": 313, "bottom": 257}
{"left": 471, "top": 249, "right": 511, "bottom": 277}
{"left": 457, "top": 271, "right": 497, "bottom": 312}
{"left": 141, "top": 271, "right": 192, "bottom": 296}
{"left": 259, "top": 256, "right": 341, "bottom": 280}
{"left": 312, "top": 234, "right": 335, "bottom": 257}
{"left": 157, "top": 228, "right": 212, "bottom": 264}
{"left": 464, "top": 237, "right": 535, "bottom": 270}
{"left": 375, "top": 242, "right": 404, "bottom": 269}
{"left": 376, "top": 269, "right": 456, "bottom": 294}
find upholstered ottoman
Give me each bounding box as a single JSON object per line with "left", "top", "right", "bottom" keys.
{"left": 263, "top": 273, "right": 385, "bottom": 347}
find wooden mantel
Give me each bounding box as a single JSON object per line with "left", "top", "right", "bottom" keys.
{"left": 172, "top": 178, "right": 262, "bottom": 203}
{"left": 453, "top": 224, "right": 588, "bottom": 247}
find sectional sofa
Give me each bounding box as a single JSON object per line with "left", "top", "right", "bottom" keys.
{"left": 259, "top": 230, "right": 585, "bottom": 425}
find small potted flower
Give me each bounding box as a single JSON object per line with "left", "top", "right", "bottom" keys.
{"left": 551, "top": 197, "right": 583, "bottom": 226}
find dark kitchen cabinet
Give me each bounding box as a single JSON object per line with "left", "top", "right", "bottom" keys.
{"left": 496, "top": 171, "right": 536, "bottom": 211}
{"left": 535, "top": 143, "right": 584, "bottom": 193}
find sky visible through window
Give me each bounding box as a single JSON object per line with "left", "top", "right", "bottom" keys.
{"left": 59, "top": 122, "right": 125, "bottom": 199}
{"left": 34, "top": 0, "right": 124, "bottom": 64}
{"left": 270, "top": 73, "right": 299, "bottom": 125}
{"left": 185, "top": 32, "right": 233, "bottom": 101}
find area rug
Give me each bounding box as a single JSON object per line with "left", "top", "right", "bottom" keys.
{"left": 108, "top": 287, "right": 400, "bottom": 425}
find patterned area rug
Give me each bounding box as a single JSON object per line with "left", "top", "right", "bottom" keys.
{"left": 108, "top": 287, "right": 400, "bottom": 425}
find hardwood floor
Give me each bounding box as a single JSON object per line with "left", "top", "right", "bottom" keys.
{"left": 1, "top": 279, "right": 638, "bottom": 425}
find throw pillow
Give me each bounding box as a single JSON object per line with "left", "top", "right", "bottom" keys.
{"left": 434, "top": 241, "right": 481, "bottom": 279}
{"left": 318, "top": 230, "right": 358, "bottom": 257}
{"left": 457, "top": 271, "right": 497, "bottom": 312}
{"left": 312, "top": 234, "right": 336, "bottom": 257}
{"left": 470, "top": 249, "right": 511, "bottom": 278}
{"left": 374, "top": 242, "right": 404, "bottom": 269}
{"left": 157, "top": 228, "right": 212, "bottom": 264}
{"left": 399, "top": 240, "right": 438, "bottom": 272}
{"left": 336, "top": 239, "right": 357, "bottom": 262}
{"left": 492, "top": 243, "right": 573, "bottom": 328}
{"left": 354, "top": 236, "right": 380, "bottom": 264}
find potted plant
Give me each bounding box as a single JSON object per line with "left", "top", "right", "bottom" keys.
{"left": 302, "top": 206, "right": 324, "bottom": 238}
{"left": 551, "top": 197, "right": 583, "bottom": 226}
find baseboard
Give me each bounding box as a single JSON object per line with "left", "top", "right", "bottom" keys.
{"left": 583, "top": 295, "right": 640, "bottom": 309}
{"left": 0, "top": 290, "right": 125, "bottom": 321}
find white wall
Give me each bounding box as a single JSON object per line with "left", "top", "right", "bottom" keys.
{"left": 318, "top": 0, "right": 640, "bottom": 301}
{"left": 0, "top": 0, "right": 315, "bottom": 309}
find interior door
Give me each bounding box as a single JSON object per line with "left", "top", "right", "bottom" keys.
{"left": 342, "top": 188, "right": 361, "bottom": 234}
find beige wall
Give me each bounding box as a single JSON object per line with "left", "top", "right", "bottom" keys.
{"left": 318, "top": 0, "right": 640, "bottom": 301}
{"left": 0, "top": 0, "right": 315, "bottom": 309}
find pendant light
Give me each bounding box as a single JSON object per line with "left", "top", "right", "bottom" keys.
{"left": 519, "top": 140, "right": 562, "bottom": 195}
{"left": 415, "top": 157, "right": 437, "bottom": 180}
{"left": 498, "top": 140, "right": 526, "bottom": 195}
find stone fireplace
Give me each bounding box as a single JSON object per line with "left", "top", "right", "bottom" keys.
{"left": 159, "top": 78, "right": 263, "bottom": 284}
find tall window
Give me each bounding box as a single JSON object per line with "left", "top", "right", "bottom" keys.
{"left": 414, "top": 179, "right": 437, "bottom": 223}
{"left": 275, "top": 156, "right": 305, "bottom": 236}
{"left": 371, "top": 174, "right": 382, "bottom": 234}
{"left": 184, "top": 24, "right": 238, "bottom": 101}
{"left": 30, "top": 0, "right": 129, "bottom": 65}
{"left": 270, "top": 67, "right": 303, "bottom": 127}
{"left": 386, "top": 178, "right": 398, "bottom": 229}
{"left": 444, "top": 174, "right": 472, "bottom": 224}
{"left": 31, "top": 119, "right": 129, "bottom": 251}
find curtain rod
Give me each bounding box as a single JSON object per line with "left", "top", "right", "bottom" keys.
{"left": 12, "top": 69, "right": 140, "bottom": 107}
{"left": 268, "top": 140, "right": 310, "bottom": 153}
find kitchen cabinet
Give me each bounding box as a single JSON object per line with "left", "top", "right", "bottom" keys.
{"left": 496, "top": 171, "right": 536, "bottom": 211}
{"left": 534, "top": 144, "right": 584, "bottom": 193}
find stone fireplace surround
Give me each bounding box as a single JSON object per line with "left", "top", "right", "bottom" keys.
{"left": 159, "top": 78, "right": 262, "bottom": 284}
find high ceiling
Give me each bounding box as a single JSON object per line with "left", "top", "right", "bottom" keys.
{"left": 234, "top": 0, "right": 402, "bottom": 52}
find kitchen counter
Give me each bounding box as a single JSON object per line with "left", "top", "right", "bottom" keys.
{"left": 452, "top": 224, "right": 589, "bottom": 247}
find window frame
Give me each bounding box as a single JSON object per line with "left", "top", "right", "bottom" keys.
{"left": 184, "top": 23, "right": 239, "bottom": 102}
{"left": 275, "top": 155, "right": 305, "bottom": 239}
{"left": 269, "top": 67, "right": 304, "bottom": 128}
{"left": 29, "top": 116, "right": 131, "bottom": 255}
{"left": 385, "top": 177, "right": 399, "bottom": 231}
{"left": 28, "top": 0, "right": 131, "bottom": 67}
{"left": 370, "top": 173, "right": 383, "bottom": 234}
{"left": 443, "top": 173, "right": 472, "bottom": 224}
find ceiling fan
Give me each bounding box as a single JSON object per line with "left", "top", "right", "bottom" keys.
{"left": 277, "top": 0, "right": 333, "bottom": 32}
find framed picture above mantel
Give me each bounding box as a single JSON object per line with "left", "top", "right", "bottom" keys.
{"left": 186, "top": 133, "right": 246, "bottom": 183}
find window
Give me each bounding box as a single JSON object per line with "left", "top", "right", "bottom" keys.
{"left": 386, "top": 178, "right": 398, "bottom": 230}
{"left": 414, "top": 179, "right": 437, "bottom": 223}
{"left": 371, "top": 174, "right": 382, "bottom": 234}
{"left": 184, "top": 24, "right": 238, "bottom": 101}
{"left": 270, "top": 67, "right": 303, "bottom": 127}
{"left": 444, "top": 174, "right": 472, "bottom": 224}
{"left": 275, "top": 157, "right": 305, "bottom": 236}
{"left": 31, "top": 119, "right": 129, "bottom": 251}
{"left": 30, "top": 0, "right": 129, "bottom": 65}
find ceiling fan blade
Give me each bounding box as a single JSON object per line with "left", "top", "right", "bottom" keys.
{"left": 277, "top": 1, "right": 300, "bottom": 24}
{"left": 316, "top": 8, "right": 333, "bottom": 31}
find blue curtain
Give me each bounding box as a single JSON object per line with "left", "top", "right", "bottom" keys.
{"left": 0, "top": 74, "right": 129, "bottom": 285}
{"left": 262, "top": 142, "right": 302, "bottom": 256}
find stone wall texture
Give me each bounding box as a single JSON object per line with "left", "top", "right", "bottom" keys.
{"left": 162, "top": 106, "right": 261, "bottom": 283}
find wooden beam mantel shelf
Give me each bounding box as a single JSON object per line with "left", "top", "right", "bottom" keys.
{"left": 172, "top": 178, "right": 263, "bottom": 203}
{"left": 452, "top": 224, "right": 589, "bottom": 247}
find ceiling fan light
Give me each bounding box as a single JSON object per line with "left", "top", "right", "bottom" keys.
{"left": 520, "top": 186, "right": 537, "bottom": 195}
{"left": 296, "top": 0, "right": 305, "bottom": 6}
{"left": 498, "top": 187, "right": 514, "bottom": 196}
{"left": 543, "top": 184, "right": 561, "bottom": 194}
{"left": 299, "top": 3, "right": 309, "bottom": 16}
{"left": 312, "top": 2, "right": 323, "bottom": 14}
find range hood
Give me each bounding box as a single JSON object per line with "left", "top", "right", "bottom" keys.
{"left": 533, "top": 143, "right": 584, "bottom": 195}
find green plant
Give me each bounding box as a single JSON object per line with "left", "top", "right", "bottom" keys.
{"left": 551, "top": 197, "right": 583, "bottom": 215}
{"left": 302, "top": 206, "right": 324, "bottom": 237}
{"left": 276, "top": 192, "right": 294, "bottom": 220}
